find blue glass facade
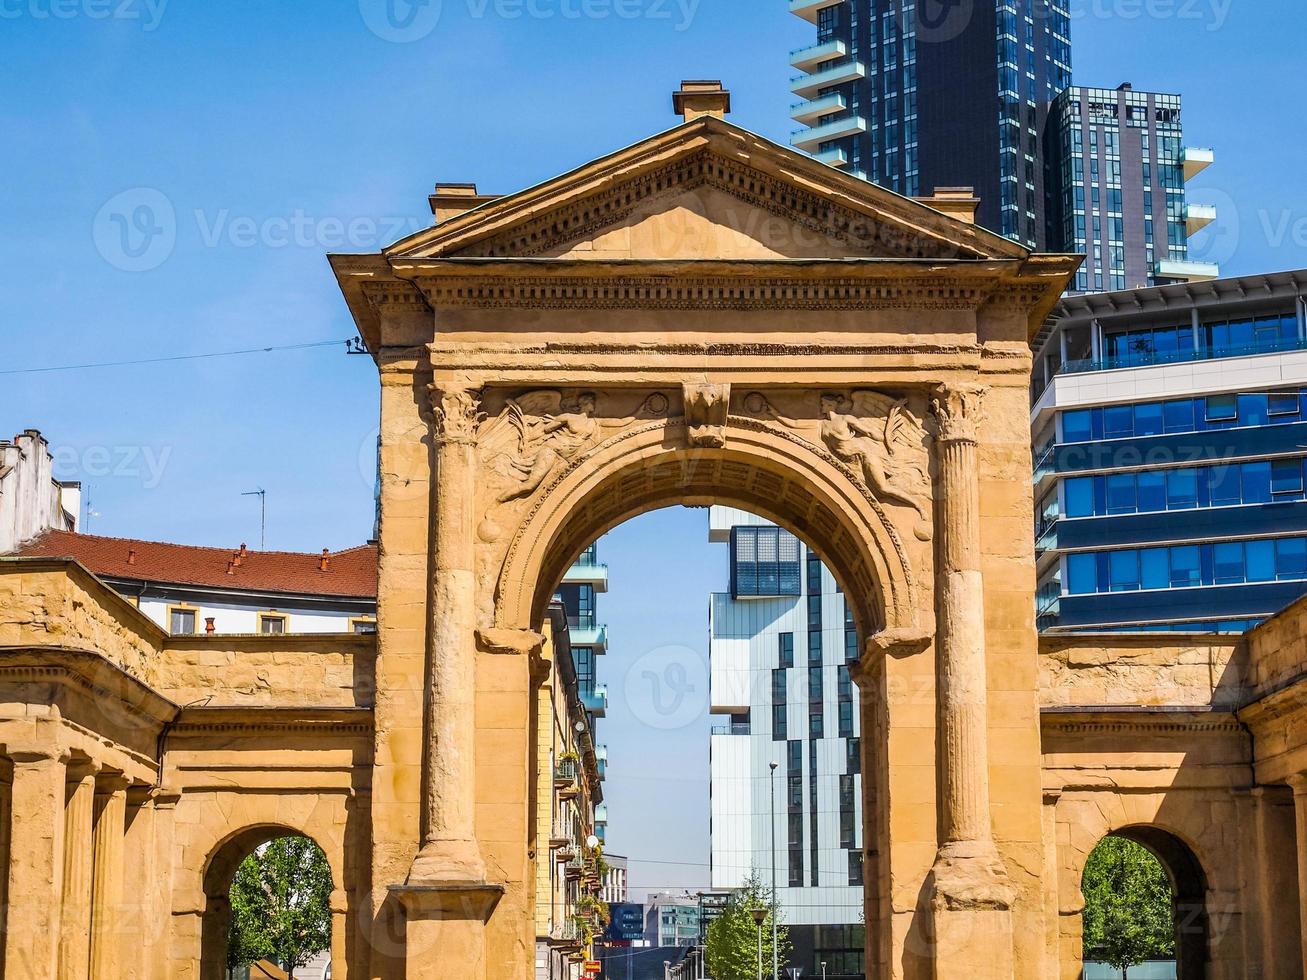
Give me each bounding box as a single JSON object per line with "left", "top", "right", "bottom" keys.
{"left": 1033, "top": 274, "right": 1307, "bottom": 633}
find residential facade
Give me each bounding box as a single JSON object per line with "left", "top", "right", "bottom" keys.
{"left": 707, "top": 507, "right": 864, "bottom": 977}
{"left": 13, "top": 530, "right": 378, "bottom": 634}
{"left": 535, "top": 603, "right": 608, "bottom": 980}
{"left": 0, "top": 429, "right": 79, "bottom": 552}
{"left": 1048, "top": 83, "right": 1217, "bottom": 292}
{"left": 788, "top": 0, "right": 1071, "bottom": 248}
{"left": 1032, "top": 267, "right": 1307, "bottom": 632}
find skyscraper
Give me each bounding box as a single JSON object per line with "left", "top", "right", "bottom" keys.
{"left": 1048, "top": 83, "right": 1218, "bottom": 292}
{"left": 707, "top": 508, "right": 865, "bottom": 977}
{"left": 789, "top": 0, "right": 1071, "bottom": 248}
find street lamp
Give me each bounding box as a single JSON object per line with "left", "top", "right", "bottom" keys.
{"left": 769, "top": 760, "right": 779, "bottom": 980}
{"left": 821, "top": 960, "right": 827, "bottom": 980}
{"left": 750, "top": 907, "right": 768, "bottom": 980}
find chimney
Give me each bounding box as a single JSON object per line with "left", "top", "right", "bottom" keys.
{"left": 320, "top": 548, "right": 330, "bottom": 572}
{"left": 1118, "top": 82, "right": 1133, "bottom": 91}
{"left": 915, "top": 186, "right": 980, "bottom": 225}
{"left": 672, "top": 80, "right": 731, "bottom": 123}
{"left": 239, "top": 542, "right": 247, "bottom": 558}
{"left": 127, "top": 548, "right": 137, "bottom": 566}
{"left": 429, "top": 183, "right": 500, "bottom": 223}
{"left": 205, "top": 617, "right": 216, "bottom": 635}
{"left": 231, "top": 550, "right": 242, "bottom": 567}
{"left": 226, "top": 559, "right": 236, "bottom": 576}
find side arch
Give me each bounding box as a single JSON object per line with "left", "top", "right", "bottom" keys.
{"left": 493, "top": 417, "right": 925, "bottom": 641}
{"left": 198, "top": 823, "right": 338, "bottom": 980}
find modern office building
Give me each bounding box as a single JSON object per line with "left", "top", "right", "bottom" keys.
{"left": 557, "top": 541, "right": 610, "bottom": 730}
{"left": 1048, "top": 83, "right": 1218, "bottom": 292}
{"left": 1032, "top": 268, "right": 1307, "bottom": 632}
{"left": 788, "top": 0, "right": 1071, "bottom": 247}
{"left": 642, "top": 893, "right": 702, "bottom": 947}
{"left": 707, "top": 507, "right": 865, "bottom": 977}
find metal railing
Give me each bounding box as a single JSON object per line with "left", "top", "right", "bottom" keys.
{"left": 1061, "top": 334, "right": 1307, "bottom": 376}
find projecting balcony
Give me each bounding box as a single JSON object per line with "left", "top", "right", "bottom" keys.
{"left": 790, "top": 92, "right": 846, "bottom": 124}
{"left": 1186, "top": 202, "right": 1217, "bottom": 235}
{"left": 1156, "top": 258, "right": 1221, "bottom": 282}
{"left": 581, "top": 685, "right": 608, "bottom": 717}
{"left": 569, "top": 623, "right": 607, "bottom": 649}
{"left": 790, "top": 39, "right": 846, "bottom": 72}
{"left": 1182, "top": 146, "right": 1214, "bottom": 181}
{"left": 595, "top": 804, "right": 608, "bottom": 825}
{"left": 561, "top": 558, "right": 608, "bottom": 592}
{"left": 812, "top": 147, "right": 849, "bottom": 168}
{"left": 788, "top": 0, "right": 844, "bottom": 23}
{"left": 791, "top": 115, "right": 867, "bottom": 152}
{"left": 790, "top": 60, "right": 866, "bottom": 100}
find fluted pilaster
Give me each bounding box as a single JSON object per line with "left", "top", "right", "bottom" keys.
{"left": 89, "top": 773, "right": 129, "bottom": 979}
{"left": 58, "top": 762, "right": 99, "bottom": 980}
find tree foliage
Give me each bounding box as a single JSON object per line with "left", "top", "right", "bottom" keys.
{"left": 1081, "top": 835, "right": 1175, "bottom": 977}
{"left": 227, "top": 835, "right": 333, "bottom": 979}
{"left": 704, "top": 871, "right": 792, "bottom": 980}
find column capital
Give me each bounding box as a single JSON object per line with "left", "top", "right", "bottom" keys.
{"left": 6, "top": 743, "right": 66, "bottom": 766}
{"left": 94, "top": 771, "right": 133, "bottom": 795}
{"left": 1289, "top": 773, "right": 1307, "bottom": 795}
{"left": 931, "top": 382, "right": 986, "bottom": 444}
{"left": 427, "top": 383, "right": 484, "bottom": 444}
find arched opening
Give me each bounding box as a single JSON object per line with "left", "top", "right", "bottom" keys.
{"left": 1080, "top": 827, "right": 1209, "bottom": 980}
{"left": 522, "top": 499, "right": 890, "bottom": 980}
{"left": 201, "top": 826, "right": 334, "bottom": 980}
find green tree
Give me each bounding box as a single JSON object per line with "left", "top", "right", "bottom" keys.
{"left": 227, "top": 835, "right": 333, "bottom": 979}
{"left": 1081, "top": 835, "right": 1175, "bottom": 979}
{"left": 704, "top": 871, "right": 792, "bottom": 980}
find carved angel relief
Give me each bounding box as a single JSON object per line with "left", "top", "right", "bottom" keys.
{"left": 747, "top": 389, "right": 934, "bottom": 541}
{"left": 479, "top": 390, "right": 601, "bottom": 503}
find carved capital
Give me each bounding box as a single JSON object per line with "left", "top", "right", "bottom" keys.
{"left": 683, "top": 383, "right": 730, "bottom": 448}
{"left": 428, "top": 385, "right": 483, "bottom": 445}
{"left": 865, "top": 625, "right": 933, "bottom": 660}
{"left": 931, "top": 383, "right": 986, "bottom": 444}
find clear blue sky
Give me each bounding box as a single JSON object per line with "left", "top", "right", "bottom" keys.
{"left": 3, "top": 0, "right": 1303, "bottom": 900}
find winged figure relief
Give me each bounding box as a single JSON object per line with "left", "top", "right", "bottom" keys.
{"left": 479, "top": 390, "right": 600, "bottom": 503}
{"left": 818, "top": 391, "right": 932, "bottom": 538}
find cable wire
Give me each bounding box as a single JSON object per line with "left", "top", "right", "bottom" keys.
{"left": 0, "top": 338, "right": 354, "bottom": 376}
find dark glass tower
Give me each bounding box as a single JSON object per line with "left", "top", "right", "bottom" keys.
{"left": 789, "top": 0, "right": 1072, "bottom": 248}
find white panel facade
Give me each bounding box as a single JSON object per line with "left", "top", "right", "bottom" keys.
{"left": 707, "top": 507, "right": 863, "bottom": 929}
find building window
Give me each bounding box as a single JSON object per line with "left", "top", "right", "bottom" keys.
{"left": 350, "top": 617, "right": 377, "bottom": 634}
{"left": 772, "top": 704, "right": 787, "bottom": 740}
{"left": 168, "top": 606, "right": 197, "bottom": 635}
{"left": 258, "top": 613, "right": 287, "bottom": 634}
{"left": 778, "top": 632, "right": 794, "bottom": 669}
{"left": 730, "top": 527, "right": 801, "bottom": 597}
{"left": 846, "top": 737, "right": 860, "bottom": 775}
{"left": 808, "top": 630, "right": 823, "bottom": 666}
{"left": 809, "top": 708, "right": 824, "bottom": 739}
{"left": 848, "top": 850, "right": 864, "bottom": 885}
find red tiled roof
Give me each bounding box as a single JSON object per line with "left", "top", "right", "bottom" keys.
{"left": 14, "top": 530, "right": 378, "bottom": 599}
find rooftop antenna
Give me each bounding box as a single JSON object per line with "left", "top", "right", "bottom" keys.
{"left": 83, "top": 485, "right": 100, "bottom": 532}
{"left": 241, "top": 488, "right": 266, "bottom": 550}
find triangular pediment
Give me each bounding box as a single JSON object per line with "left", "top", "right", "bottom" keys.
{"left": 386, "top": 117, "right": 1027, "bottom": 263}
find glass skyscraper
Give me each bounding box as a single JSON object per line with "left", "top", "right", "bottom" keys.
{"left": 789, "top": 0, "right": 1071, "bottom": 248}
{"left": 1049, "top": 84, "right": 1218, "bottom": 292}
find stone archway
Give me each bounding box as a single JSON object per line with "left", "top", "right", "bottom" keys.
{"left": 199, "top": 825, "right": 335, "bottom": 980}
{"left": 1111, "top": 826, "right": 1210, "bottom": 980}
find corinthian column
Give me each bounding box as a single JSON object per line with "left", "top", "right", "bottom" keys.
{"left": 89, "top": 773, "right": 129, "bottom": 980}
{"left": 408, "top": 383, "right": 487, "bottom": 884}
{"left": 929, "top": 383, "right": 1014, "bottom": 975}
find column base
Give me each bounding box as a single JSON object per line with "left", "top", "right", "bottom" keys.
{"left": 928, "top": 840, "right": 1015, "bottom": 980}
{"left": 405, "top": 838, "right": 487, "bottom": 885}
{"left": 391, "top": 882, "right": 504, "bottom": 980}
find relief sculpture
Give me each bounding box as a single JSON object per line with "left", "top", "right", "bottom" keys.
{"left": 479, "top": 390, "right": 600, "bottom": 503}
{"left": 748, "top": 389, "right": 933, "bottom": 541}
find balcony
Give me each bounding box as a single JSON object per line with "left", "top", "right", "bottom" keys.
{"left": 1155, "top": 258, "right": 1222, "bottom": 282}
{"left": 790, "top": 39, "right": 846, "bottom": 72}
{"left": 595, "top": 744, "right": 607, "bottom": 780}
{"left": 791, "top": 115, "right": 867, "bottom": 152}
{"left": 812, "top": 147, "right": 849, "bottom": 168}
{"left": 561, "top": 558, "right": 608, "bottom": 592}
{"left": 790, "top": 60, "right": 866, "bottom": 100}
{"left": 595, "top": 804, "right": 608, "bottom": 825}
{"left": 1186, "top": 202, "right": 1217, "bottom": 236}
{"left": 1058, "top": 332, "right": 1307, "bottom": 376}
{"left": 581, "top": 685, "right": 608, "bottom": 717}
{"left": 710, "top": 722, "right": 752, "bottom": 735}
{"left": 569, "top": 623, "right": 607, "bottom": 649}
{"left": 790, "top": 92, "right": 846, "bottom": 124}
{"left": 789, "top": 0, "right": 844, "bottom": 23}
{"left": 1182, "top": 146, "right": 1215, "bottom": 181}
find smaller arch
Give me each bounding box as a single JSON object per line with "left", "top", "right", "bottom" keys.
{"left": 199, "top": 824, "right": 336, "bottom": 980}
{"left": 1081, "top": 825, "right": 1209, "bottom": 980}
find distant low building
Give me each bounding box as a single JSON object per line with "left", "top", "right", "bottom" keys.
{"left": 12, "top": 530, "right": 377, "bottom": 635}
{"left": 0, "top": 429, "right": 78, "bottom": 552}
{"left": 601, "top": 852, "right": 628, "bottom": 904}
{"left": 642, "top": 892, "right": 700, "bottom": 947}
